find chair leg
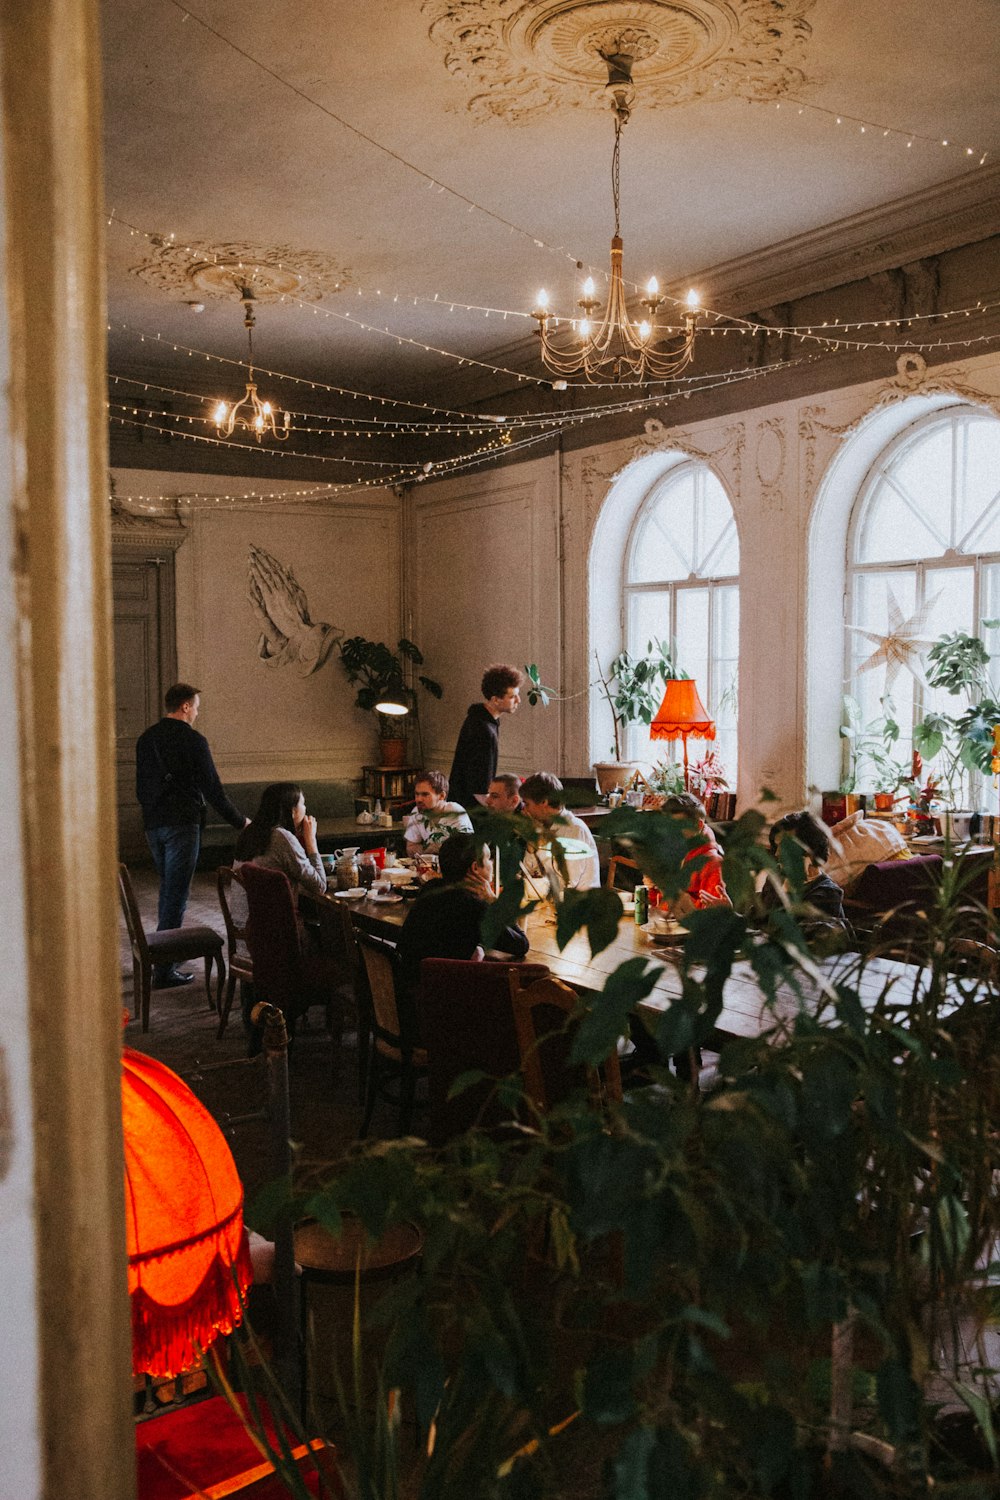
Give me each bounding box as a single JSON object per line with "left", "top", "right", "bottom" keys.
{"left": 204, "top": 954, "right": 216, "bottom": 1011}
{"left": 398, "top": 1059, "right": 415, "bottom": 1137}
{"left": 132, "top": 957, "right": 142, "bottom": 1021}
{"left": 359, "top": 1051, "right": 378, "bottom": 1139}
{"left": 140, "top": 961, "right": 152, "bottom": 1033}
{"left": 217, "top": 967, "right": 238, "bottom": 1040}
{"left": 215, "top": 952, "right": 226, "bottom": 1019}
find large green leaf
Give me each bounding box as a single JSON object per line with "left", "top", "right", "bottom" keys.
{"left": 570, "top": 956, "right": 662, "bottom": 1065}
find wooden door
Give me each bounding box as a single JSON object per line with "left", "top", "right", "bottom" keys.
{"left": 112, "top": 547, "right": 177, "bottom": 857}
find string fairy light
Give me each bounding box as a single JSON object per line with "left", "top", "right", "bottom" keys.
{"left": 108, "top": 212, "right": 1000, "bottom": 396}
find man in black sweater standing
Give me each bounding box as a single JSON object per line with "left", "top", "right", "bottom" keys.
{"left": 135, "top": 682, "right": 247, "bottom": 987}
{"left": 448, "top": 664, "right": 522, "bottom": 811}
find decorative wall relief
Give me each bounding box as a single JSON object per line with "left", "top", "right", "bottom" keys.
{"left": 628, "top": 416, "right": 745, "bottom": 497}
{"left": 423, "top": 0, "right": 815, "bottom": 123}
{"left": 754, "top": 417, "right": 785, "bottom": 514}
{"left": 800, "top": 356, "right": 1000, "bottom": 501}
{"left": 247, "top": 544, "right": 342, "bottom": 675}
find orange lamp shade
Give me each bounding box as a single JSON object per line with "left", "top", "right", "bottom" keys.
{"left": 649, "top": 678, "right": 716, "bottom": 742}
{"left": 123, "top": 1047, "right": 252, "bottom": 1377}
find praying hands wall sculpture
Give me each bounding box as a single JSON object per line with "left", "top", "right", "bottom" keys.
{"left": 247, "top": 543, "right": 342, "bottom": 675}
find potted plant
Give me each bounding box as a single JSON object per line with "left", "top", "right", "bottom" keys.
{"left": 912, "top": 625, "right": 1000, "bottom": 812}
{"left": 593, "top": 639, "right": 685, "bottom": 794}
{"left": 338, "top": 635, "right": 442, "bottom": 767}
{"left": 840, "top": 694, "right": 914, "bottom": 809}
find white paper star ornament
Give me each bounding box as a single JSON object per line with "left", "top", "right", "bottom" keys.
{"left": 847, "top": 586, "right": 940, "bottom": 692}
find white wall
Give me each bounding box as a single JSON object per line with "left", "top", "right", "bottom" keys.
{"left": 406, "top": 453, "right": 563, "bottom": 779}
{"left": 112, "top": 470, "right": 403, "bottom": 783}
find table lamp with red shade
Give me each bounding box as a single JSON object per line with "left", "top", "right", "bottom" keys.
{"left": 649, "top": 678, "right": 716, "bottom": 790}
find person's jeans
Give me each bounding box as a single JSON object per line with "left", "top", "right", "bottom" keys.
{"left": 145, "top": 823, "right": 201, "bottom": 938}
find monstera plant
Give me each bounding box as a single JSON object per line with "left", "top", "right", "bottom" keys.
{"left": 912, "top": 626, "right": 1000, "bottom": 808}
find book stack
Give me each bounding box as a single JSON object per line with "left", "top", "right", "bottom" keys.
{"left": 706, "top": 791, "right": 737, "bottom": 820}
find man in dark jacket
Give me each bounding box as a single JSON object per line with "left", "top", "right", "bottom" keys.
{"left": 448, "top": 664, "right": 522, "bottom": 810}
{"left": 135, "top": 682, "right": 247, "bottom": 985}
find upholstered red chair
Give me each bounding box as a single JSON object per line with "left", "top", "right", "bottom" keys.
{"left": 239, "top": 864, "right": 342, "bottom": 1038}
{"left": 417, "top": 958, "right": 550, "bottom": 1146}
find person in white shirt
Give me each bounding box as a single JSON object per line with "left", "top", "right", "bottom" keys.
{"left": 520, "top": 771, "right": 601, "bottom": 891}
{"left": 404, "top": 769, "right": 473, "bottom": 858}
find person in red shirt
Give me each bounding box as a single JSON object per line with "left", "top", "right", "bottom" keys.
{"left": 662, "top": 792, "right": 730, "bottom": 914}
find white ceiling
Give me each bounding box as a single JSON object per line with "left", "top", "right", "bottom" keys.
{"left": 102, "top": 0, "right": 1000, "bottom": 418}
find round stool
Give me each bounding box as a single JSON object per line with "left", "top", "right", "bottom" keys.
{"left": 294, "top": 1214, "right": 423, "bottom": 1419}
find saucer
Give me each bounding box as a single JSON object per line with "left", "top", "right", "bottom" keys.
{"left": 333, "top": 888, "right": 366, "bottom": 900}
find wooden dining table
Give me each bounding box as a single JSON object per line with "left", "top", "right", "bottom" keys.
{"left": 318, "top": 888, "right": 975, "bottom": 1047}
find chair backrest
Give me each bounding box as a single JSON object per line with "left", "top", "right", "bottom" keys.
{"left": 118, "top": 863, "right": 149, "bottom": 965}
{"left": 355, "top": 931, "right": 409, "bottom": 1048}
{"left": 510, "top": 973, "right": 623, "bottom": 1113}
{"left": 606, "top": 854, "right": 640, "bottom": 892}
{"left": 217, "top": 866, "right": 253, "bottom": 974}
{"left": 418, "top": 958, "right": 550, "bottom": 1146}
{"left": 239, "top": 863, "right": 303, "bottom": 1015}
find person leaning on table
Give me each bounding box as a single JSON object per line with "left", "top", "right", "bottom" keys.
{"left": 235, "top": 782, "right": 327, "bottom": 908}
{"left": 395, "top": 832, "right": 530, "bottom": 1037}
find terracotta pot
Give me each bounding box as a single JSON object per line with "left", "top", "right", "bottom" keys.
{"left": 379, "top": 735, "right": 407, "bottom": 768}
{"left": 873, "top": 792, "right": 894, "bottom": 812}
{"left": 593, "top": 761, "right": 641, "bottom": 796}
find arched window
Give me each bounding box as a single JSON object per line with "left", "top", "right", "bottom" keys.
{"left": 623, "top": 462, "right": 739, "bottom": 776}
{"left": 846, "top": 406, "right": 1000, "bottom": 793}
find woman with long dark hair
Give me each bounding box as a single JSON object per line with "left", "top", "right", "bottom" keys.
{"left": 235, "top": 782, "right": 326, "bottom": 902}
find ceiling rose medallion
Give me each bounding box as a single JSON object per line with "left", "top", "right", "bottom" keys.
{"left": 423, "top": 0, "right": 814, "bottom": 122}
{"left": 130, "top": 239, "right": 353, "bottom": 303}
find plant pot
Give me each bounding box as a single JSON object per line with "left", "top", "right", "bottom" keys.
{"left": 873, "top": 792, "right": 895, "bottom": 812}
{"left": 379, "top": 735, "right": 408, "bottom": 769}
{"left": 593, "top": 761, "right": 641, "bottom": 796}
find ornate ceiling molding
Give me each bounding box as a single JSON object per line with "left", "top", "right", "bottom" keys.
{"left": 130, "top": 238, "right": 353, "bottom": 303}
{"left": 423, "top": 0, "right": 814, "bottom": 123}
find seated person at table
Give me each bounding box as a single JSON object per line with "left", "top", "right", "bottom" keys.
{"left": 235, "top": 782, "right": 326, "bottom": 905}
{"left": 484, "top": 772, "right": 524, "bottom": 814}
{"left": 761, "top": 810, "right": 853, "bottom": 944}
{"left": 396, "top": 832, "right": 530, "bottom": 1013}
{"left": 661, "top": 792, "right": 730, "bottom": 915}
{"left": 404, "top": 770, "right": 473, "bottom": 859}
{"left": 520, "top": 772, "right": 601, "bottom": 891}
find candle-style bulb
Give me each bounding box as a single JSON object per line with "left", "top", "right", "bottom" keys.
{"left": 646, "top": 276, "right": 659, "bottom": 297}
{"left": 213, "top": 402, "right": 227, "bottom": 425}
{"left": 536, "top": 288, "right": 549, "bottom": 309}
{"left": 579, "top": 318, "right": 591, "bottom": 338}
{"left": 582, "top": 276, "right": 595, "bottom": 298}
{"left": 686, "top": 288, "right": 700, "bottom": 310}
{"left": 638, "top": 320, "right": 651, "bottom": 341}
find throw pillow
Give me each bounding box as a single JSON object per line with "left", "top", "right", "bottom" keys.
{"left": 827, "top": 812, "right": 909, "bottom": 891}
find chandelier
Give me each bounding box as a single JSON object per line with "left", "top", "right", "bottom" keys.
{"left": 530, "top": 51, "right": 700, "bottom": 385}
{"left": 213, "top": 289, "right": 290, "bottom": 442}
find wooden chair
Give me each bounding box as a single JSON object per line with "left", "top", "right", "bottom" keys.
{"left": 118, "top": 863, "right": 225, "bottom": 1033}
{"left": 605, "top": 854, "right": 640, "bottom": 892}
{"left": 240, "top": 864, "right": 343, "bottom": 1041}
{"left": 321, "top": 896, "right": 367, "bottom": 1103}
{"left": 216, "top": 866, "right": 254, "bottom": 1039}
{"left": 355, "top": 931, "right": 427, "bottom": 1138}
{"left": 418, "top": 957, "right": 551, "bottom": 1146}
{"left": 510, "top": 973, "right": 622, "bottom": 1113}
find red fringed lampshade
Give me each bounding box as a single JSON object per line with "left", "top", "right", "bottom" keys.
{"left": 123, "top": 1047, "right": 252, "bottom": 1377}
{"left": 649, "top": 678, "right": 716, "bottom": 789}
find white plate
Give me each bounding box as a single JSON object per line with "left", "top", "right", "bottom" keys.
{"left": 371, "top": 892, "right": 403, "bottom": 904}
{"left": 333, "top": 888, "right": 366, "bottom": 899}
